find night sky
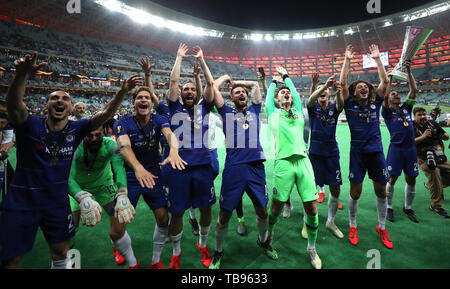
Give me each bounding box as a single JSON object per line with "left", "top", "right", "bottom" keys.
{"left": 148, "top": 0, "right": 438, "bottom": 30}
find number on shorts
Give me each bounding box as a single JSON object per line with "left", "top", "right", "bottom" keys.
{"left": 336, "top": 170, "right": 341, "bottom": 181}
{"left": 68, "top": 214, "right": 74, "bottom": 231}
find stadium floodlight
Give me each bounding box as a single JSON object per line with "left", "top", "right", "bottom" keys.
{"left": 302, "top": 32, "right": 316, "bottom": 39}
{"left": 292, "top": 33, "right": 302, "bottom": 40}
{"left": 265, "top": 34, "right": 273, "bottom": 41}
{"left": 274, "top": 34, "right": 290, "bottom": 40}
{"left": 249, "top": 33, "right": 263, "bottom": 41}
{"left": 103, "top": 0, "right": 122, "bottom": 12}
{"left": 344, "top": 28, "right": 354, "bottom": 35}
{"left": 383, "top": 20, "right": 392, "bottom": 27}
{"left": 428, "top": 2, "right": 449, "bottom": 15}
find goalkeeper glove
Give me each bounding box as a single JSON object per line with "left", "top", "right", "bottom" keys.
{"left": 114, "top": 187, "right": 136, "bottom": 224}
{"left": 74, "top": 191, "right": 102, "bottom": 226}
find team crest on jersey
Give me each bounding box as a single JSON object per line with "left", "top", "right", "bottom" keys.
{"left": 273, "top": 188, "right": 278, "bottom": 195}
{"left": 66, "top": 134, "right": 75, "bottom": 142}
{"left": 115, "top": 125, "right": 124, "bottom": 134}
{"left": 370, "top": 104, "right": 376, "bottom": 110}
{"left": 329, "top": 111, "right": 334, "bottom": 116}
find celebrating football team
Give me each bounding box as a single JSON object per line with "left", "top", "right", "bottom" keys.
{"left": 0, "top": 41, "right": 448, "bottom": 270}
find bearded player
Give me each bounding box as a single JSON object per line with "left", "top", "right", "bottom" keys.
{"left": 209, "top": 74, "right": 275, "bottom": 269}
{"left": 0, "top": 52, "right": 139, "bottom": 268}
{"left": 114, "top": 85, "right": 186, "bottom": 269}
{"left": 68, "top": 127, "right": 137, "bottom": 268}
{"left": 382, "top": 60, "right": 420, "bottom": 223}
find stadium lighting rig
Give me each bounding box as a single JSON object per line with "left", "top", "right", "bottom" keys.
{"left": 93, "top": 0, "right": 449, "bottom": 40}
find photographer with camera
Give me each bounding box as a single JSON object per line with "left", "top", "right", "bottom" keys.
{"left": 413, "top": 107, "right": 450, "bottom": 218}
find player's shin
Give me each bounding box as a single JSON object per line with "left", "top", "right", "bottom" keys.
{"left": 214, "top": 219, "right": 228, "bottom": 253}
{"left": 152, "top": 225, "right": 168, "bottom": 264}
{"left": 376, "top": 197, "right": 388, "bottom": 230}
{"left": 112, "top": 231, "right": 137, "bottom": 267}
{"left": 404, "top": 184, "right": 416, "bottom": 210}
{"left": 386, "top": 182, "right": 394, "bottom": 209}
{"left": 256, "top": 215, "right": 269, "bottom": 243}
{"left": 305, "top": 213, "right": 319, "bottom": 250}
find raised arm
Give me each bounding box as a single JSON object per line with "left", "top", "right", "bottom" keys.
{"left": 213, "top": 74, "right": 231, "bottom": 109}
{"left": 265, "top": 77, "right": 280, "bottom": 117}
{"left": 310, "top": 73, "right": 320, "bottom": 96}
{"left": 368, "top": 44, "right": 390, "bottom": 97}
{"left": 169, "top": 43, "right": 189, "bottom": 102}
{"left": 340, "top": 45, "right": 354, "bottom": 101}
{"left": 138, "top": 56, "right": 157, "bottom": 98}
{"left": 334, "top": 81, "right": 344, "bottom": 113}
{"left": 257, "top": 69, "right": 268, "bottom": 97}
{"left": 405, "top": 60, "right": 418, "bottom": 100}
{"left": 191, "top": 62, "right": 203, "bottom": 104}
{"left": 7, "top": 52, "right": 48, "bottom": 126}
{"left": 276, "top": 66, "right": 301, "bottom": 111}
{"left": 232, "top": 80, "right": 262, "bottom": 105}
{"left": 91, "top": 74, "right": 142, "bottom": 129}
{"left": 308, "top": 74, "right": 337, "bottom": 108}
{"left": 192, "top": 46, "right": 215, "bottom": 103}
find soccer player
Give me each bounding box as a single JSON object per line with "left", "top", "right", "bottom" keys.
{"left": 164, "top": 43, "right": 216, "bottom": 269}
{"left": 383, "top": 60, "right": 420, "bottom": 223}
{"left": 266, "top": 66, "right": 321, "bottom": 269}
{"left": 68, "top": 127, "right": 138, "bottom": 268}
{"left": 0, "top": 52, "right": 138, "bottom": 269}
{"left": 340, "top": 44, "right": 393, "bottom": 249}
{"left": 307, "top": 74, "right": 345, "bottom": 238}
{"left": 114, "top": 84, "right": 186, "bottom": 269}
{"left": 209, "top": 74, "right": 275, "bottom": 270}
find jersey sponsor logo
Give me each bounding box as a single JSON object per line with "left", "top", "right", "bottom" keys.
{"left": 45, "top": 146, "right": 74, "bottom": 156}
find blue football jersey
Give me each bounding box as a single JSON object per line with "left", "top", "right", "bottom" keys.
{"left": 381, "top": 102, "right": 415, "bottom": 147}
{"left": 344, "top": 95, "right": 384, "bottom": 153}
{"left": 308, "top": 102, "right": 340, "bottom": 156}
{"left": 2, "top": 115, "right": 91, "bottom": 210}
{"left": 167, "top": 99, "right": 213, "bottom": 167}
{"left": 114, "top": 114, "right": 169, "bottom": 174}
{"left": 218, "top": 103, "right": 265, "bottom": 168}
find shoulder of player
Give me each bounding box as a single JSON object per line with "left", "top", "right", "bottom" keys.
{"left": 152, "top": 113, "right": 169, "bottom": 125}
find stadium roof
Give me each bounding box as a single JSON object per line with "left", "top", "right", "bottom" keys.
{"left": 0, "top": 0, "right": 448, "bottom": 58}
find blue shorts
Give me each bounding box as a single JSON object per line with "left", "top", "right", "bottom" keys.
{"left": 162, "top": 164, "right": 216, "bottom": 214}
{"left": 309, "top": 154, "right": 342, "bottom": 186}
{"left": 0, "top": 205, "right": 75, "bottom": 261}
{"left": 220, "top": 161, "right": 268, "bottom": 212}
{"left": 210, "top": 149, "right": 219, "bottom": 179}
{"left": 127, "top": 167, "right": 168, "bottom": 210}
{"left": 386, "top": 144, "right": 419, "bottom": 178}
{"left": 349, "top": 151, "right": 388, "bottom": 184}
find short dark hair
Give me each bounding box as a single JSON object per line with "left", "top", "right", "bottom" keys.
{"left": 230, "top": 84, "right": 248, "bottom": 96}
{"left": 132, "top": 86, "right": 152, "bottom": 103}
{"left": 413, "top": 107, "right": 426, "bottom": 115}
